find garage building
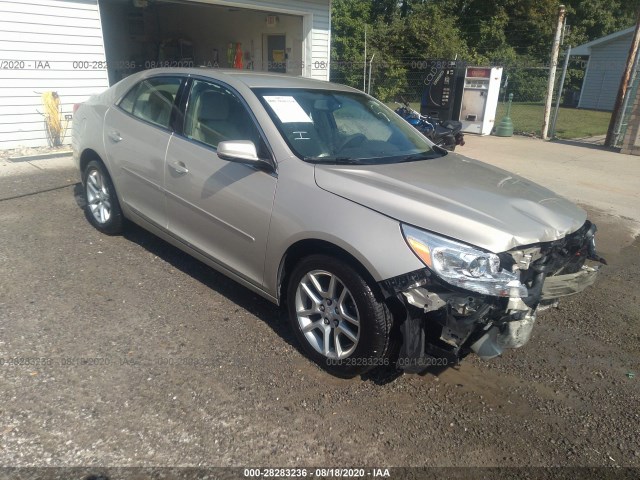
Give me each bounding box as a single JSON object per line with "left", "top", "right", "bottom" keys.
{"left": 0, "top": 0, "right": 331, "bottom": 150}
{"left": 573, "top": 26, "right": 636, "bottom": 111}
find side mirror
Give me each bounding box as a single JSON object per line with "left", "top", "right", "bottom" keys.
{"left": 217, "top": 140, "right": 265, "bottom": 166}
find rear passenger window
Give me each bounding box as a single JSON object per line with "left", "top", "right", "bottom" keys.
{"left": 119, "top": 77, "right": 182, "bottom": 129}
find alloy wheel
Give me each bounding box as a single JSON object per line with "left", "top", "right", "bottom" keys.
{"left": 294, "top": 270, "right": 360, "bottom": 359}
{"left": 86, "top": 168, "right": 112, "bottom": 224}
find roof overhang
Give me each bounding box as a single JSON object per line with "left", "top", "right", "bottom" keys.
{"left": 572, "top": 26, "right": 635, "bottom": 56}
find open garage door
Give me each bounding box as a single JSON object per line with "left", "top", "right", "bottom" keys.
{"left": 99, "top": 0, "right": 313, "bottom": 85}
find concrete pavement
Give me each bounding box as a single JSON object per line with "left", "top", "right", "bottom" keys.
{"left": 0, "top": 154, "right": 77, "bottom": 201}
{"left": 462, "top": 135, "right": 640, "bottom": 224}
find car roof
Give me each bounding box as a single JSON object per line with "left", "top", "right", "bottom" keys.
{"left": 138, "top": 68, "right": 361, "bottom": 93}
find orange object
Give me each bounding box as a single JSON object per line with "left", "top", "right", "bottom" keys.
{"left": 233, "top": 42, "right": 243, "bottom": 69}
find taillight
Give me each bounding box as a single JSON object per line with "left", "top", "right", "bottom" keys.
{"left": 73, "top": 103, "right": 82, "bottom": 114}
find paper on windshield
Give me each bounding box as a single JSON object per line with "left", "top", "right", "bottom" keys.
{"left": 264, "top": 96, "right": 312, "bottom": 123}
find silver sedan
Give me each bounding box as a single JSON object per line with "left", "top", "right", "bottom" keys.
{"left": 73, "top": 69, "right": 604, "bottom": 377}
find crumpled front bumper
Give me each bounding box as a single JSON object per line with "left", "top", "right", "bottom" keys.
{"left": 470, "top": 311, "right": 537, "bottom": 360}
{"left": 379, "top": 221, "right": 604, "bottom": 372}
{"left": 541, "top": 265, "right": 600, "bottom": 300}
{"left": 471, "top": 264, "right": 601, "bottom": 360}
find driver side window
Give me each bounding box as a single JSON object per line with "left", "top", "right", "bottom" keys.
{"left": 184, "top": 80, "right": 261, "bottom": 150}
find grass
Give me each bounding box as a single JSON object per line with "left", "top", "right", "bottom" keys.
{"left": 387, "top": 101, "right": 612, "bottom": 140}
{"left": 495, "top": 102, "right": 611, "bottom": 139}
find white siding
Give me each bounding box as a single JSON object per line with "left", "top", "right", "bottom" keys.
{"left": 0, "top": 0, "right": 109, "bottom": 149}
{"left": 578, "top": 34, "right": 631, "bottom": 111}
{"left": 0, "top": 0, "right": 330, "bottom": 149}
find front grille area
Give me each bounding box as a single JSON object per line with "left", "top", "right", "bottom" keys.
{"left": 514, "top": 221, "right": 603, "bottom": 307}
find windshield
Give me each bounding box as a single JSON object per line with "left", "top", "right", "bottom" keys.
{"left": 253, "top": 88, "right": 443, "bottom": 164}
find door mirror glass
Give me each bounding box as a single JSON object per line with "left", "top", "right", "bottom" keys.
{"left": 217, "top": 140, "right": 261, "bottom": 164}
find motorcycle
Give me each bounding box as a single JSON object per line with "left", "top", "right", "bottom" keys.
{"left": 394, "top": 101, "right": 465, "bottom": 151}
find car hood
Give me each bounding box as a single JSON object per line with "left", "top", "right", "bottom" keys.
{"left": 314, "top": 153, "right": 586, "bottom": 253}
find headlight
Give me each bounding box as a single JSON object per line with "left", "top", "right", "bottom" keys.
{"left": 401, "top": 224, "right": 527, "bottom": 297}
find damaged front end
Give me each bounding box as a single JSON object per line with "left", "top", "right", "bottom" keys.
{"left": 381, "top": 221, "right": 605, "bottom": 373}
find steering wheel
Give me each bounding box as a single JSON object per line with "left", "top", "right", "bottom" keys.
{"left": 335, "top": 133, "right": 366, "bottom": 153}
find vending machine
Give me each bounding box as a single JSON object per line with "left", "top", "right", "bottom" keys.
{"left": 459, "top": 67, "right": 503, "bottom": 135}
{"left": 420, "top": 59, "right": 466, "bottom": 121}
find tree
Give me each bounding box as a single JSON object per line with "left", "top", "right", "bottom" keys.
{"left": 564, "top": 0, "right": 640, "bottom": 48}
{"left": 376, "top": 2, "right": 470, "bottom": 60}
{"left": 330, "top": 0, "right": 371, "bottom": 87}
{"left": 445, "top": 0, "right": 557, "bottom": 63}
{"left": 329, "top": 0, "right": 640, "bottom": 102}
{"left": 369, "top": 0, "right": 397, "bottom": 23}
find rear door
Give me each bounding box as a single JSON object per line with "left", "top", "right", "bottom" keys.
{"left": 164, "top": 78, "right": 277, "bottom": 287}
{"left": 103, "top": 75, "right": 183, "bottom": 228}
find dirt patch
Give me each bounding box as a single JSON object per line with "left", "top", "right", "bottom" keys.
{"left": 0, "top": 186, "right": 638, "bottom": 468}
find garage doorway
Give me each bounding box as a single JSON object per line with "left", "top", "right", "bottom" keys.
{"left": 99, "top": 0, "right": 304, "bottom": 84}
{"left": 264, "top": 34, "right": 286, "bottom": 73}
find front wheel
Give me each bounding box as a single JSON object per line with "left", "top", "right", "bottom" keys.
{"left": 287, "top": 255, "right": 393, "bottom": 378}
{"left": 82, "top": 160, "right": 123, "bottom": 234}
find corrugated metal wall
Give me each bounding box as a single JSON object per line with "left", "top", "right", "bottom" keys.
{"left": 0, "top": 0, "right": 110, "bottom": 149}
{"left": 578, "top": 35, "right": 631, "bottom": 111}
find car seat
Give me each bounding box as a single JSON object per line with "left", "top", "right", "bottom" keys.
{"left": 193, "top": 90, "right": 242, "bottom": 146}
{"left": 142, "top": 90, "right": 174, "bottom": 127}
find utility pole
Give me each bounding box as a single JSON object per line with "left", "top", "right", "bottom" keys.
{"left": 542, "top": 4, "right": 566, "bottom": 140}
{"left": 550, "top": 45, "right": 571, "bottom": 138}
{"left": 363, "top": 26, "right": 367, "bottom": 91}
{"left": 605, "top": 7, "right": 640, "bottom": 147}
{"left": 368, "top": 53, "right": 375, "bottom": 95}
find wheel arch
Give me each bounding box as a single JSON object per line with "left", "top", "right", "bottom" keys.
{"left": 79, "top": 148, "right": 106, "bottom": 180}
{"left": 276, "top": 238, "right": 384, "bottom": 306}
{"left": 79, "top": 148, "right": 125, "bottom": 215}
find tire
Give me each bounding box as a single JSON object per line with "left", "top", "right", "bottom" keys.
{"left": 287, "top": 254, "right": 393, "bottom": 378}
{"left": 440, "top": 138, "right": 456, "bottom": 151}
{"left": 82, "top": 159, "right": 123, "bottom": 234}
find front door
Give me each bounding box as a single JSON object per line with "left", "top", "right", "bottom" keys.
{"left": 164, "top": 79, "right": 277, "bottom": 287}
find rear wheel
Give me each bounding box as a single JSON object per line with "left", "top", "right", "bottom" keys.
{"left": 287, "top": 254, "right": 393, "bottom": 378}
{"left": 83, "top": 160, "right": 123, "bottom": 234}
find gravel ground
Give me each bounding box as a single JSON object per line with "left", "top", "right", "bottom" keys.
{"left": 0, "top": 165, "right": 638, "bottom": 472}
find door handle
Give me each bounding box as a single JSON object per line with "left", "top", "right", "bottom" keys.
{"left": 108, "top": 131, "right": 123, "bottom": 142}
{"left": 169, "top": 161, "right": 189, "bottom": 175}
